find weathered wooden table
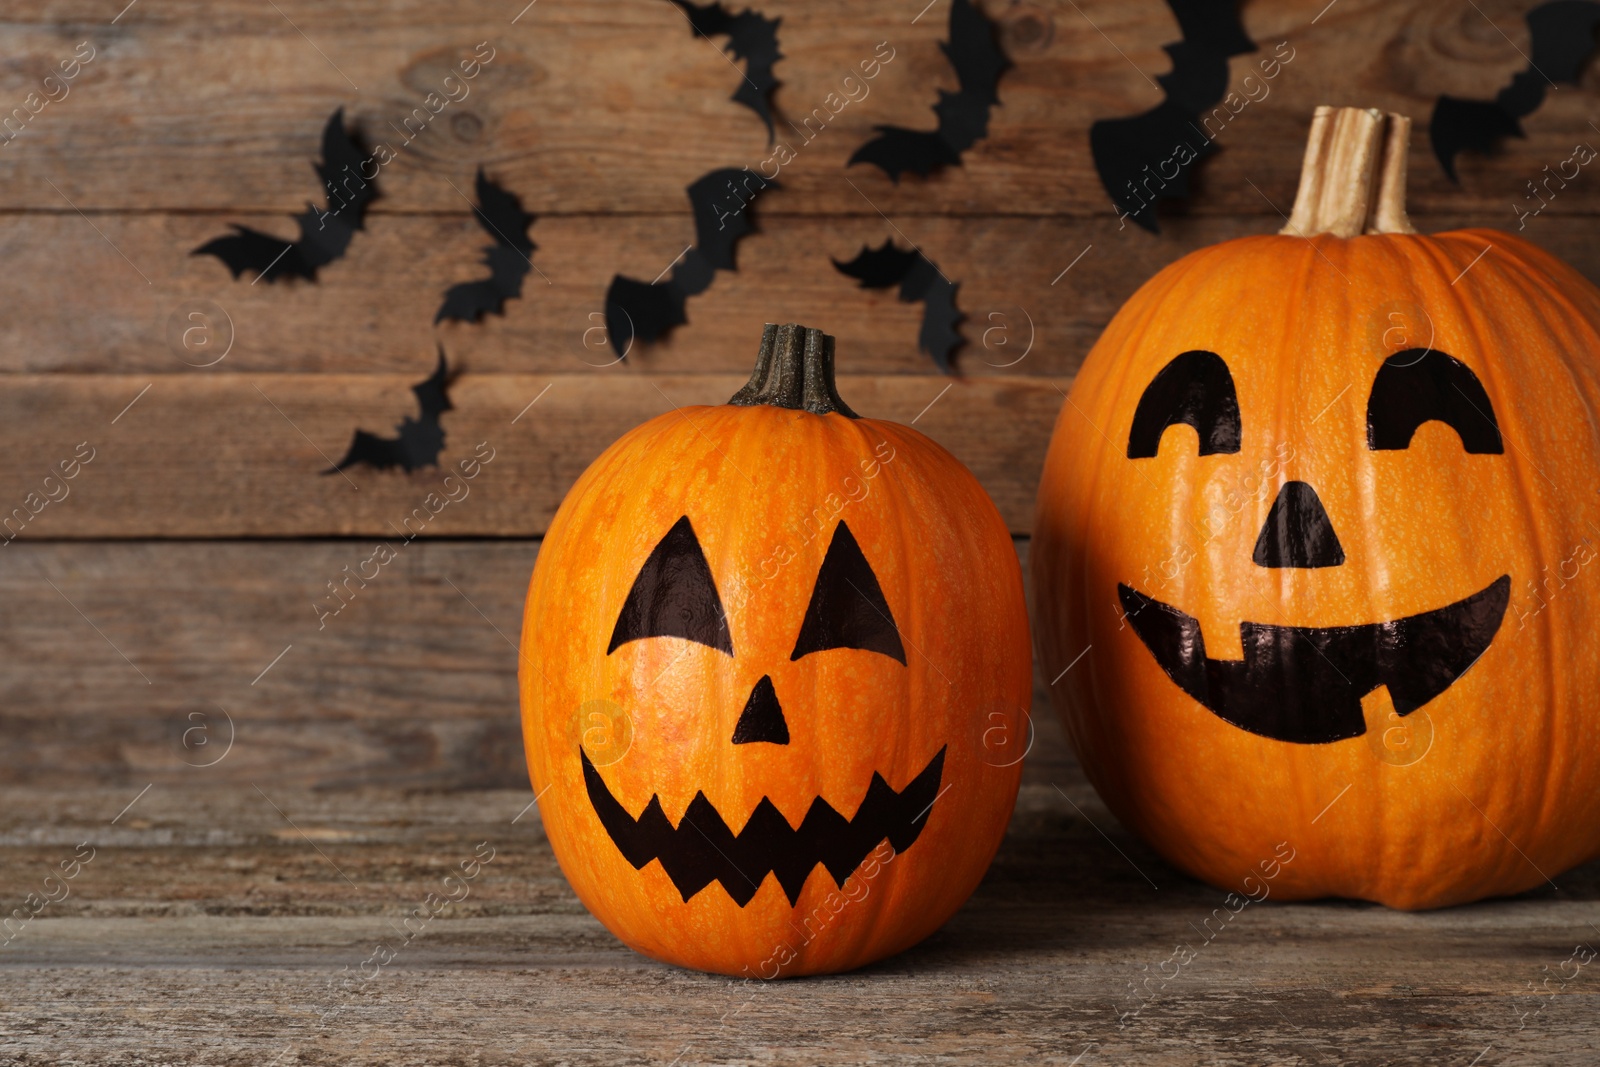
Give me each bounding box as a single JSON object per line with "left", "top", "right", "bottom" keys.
{"left": 5, "top": 727, "right": 1599, "bottom": 1065}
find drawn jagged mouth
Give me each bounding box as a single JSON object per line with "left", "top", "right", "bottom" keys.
{"left": 580, "top": 745, "right": 946, "bottom": 906}
{"left": 1117, "top": 576, "right": 1510, "bottom": 744}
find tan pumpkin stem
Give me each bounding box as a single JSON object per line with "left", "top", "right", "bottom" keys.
{"left": 729, "top": 323, "right": 859, "bottom": 418}
{"left": 1282, "top": 106, "right": 1417, "bottom": 237}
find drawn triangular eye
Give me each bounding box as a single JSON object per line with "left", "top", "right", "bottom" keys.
{"left": 608, "top": 516, "right": 733, "bottom": 656}
{"left": 791, "top": 521, "right": 906, "bottom": 664}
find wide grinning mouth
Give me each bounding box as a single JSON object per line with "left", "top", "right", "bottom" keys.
{"left": 580, "top": 746, "right": 946, "bottom": 906}
{"left": 1117, "top": 576, "right": 1510, "bottom": 744}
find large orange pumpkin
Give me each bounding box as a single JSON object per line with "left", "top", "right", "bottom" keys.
{"left": 1034, "top": 106, "right": 1600, "bottom": 908}
{"left": 521, "top": 323, "right": 1031, "bottom": 975}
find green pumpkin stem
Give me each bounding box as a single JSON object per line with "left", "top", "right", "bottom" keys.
{"left": 729, "top": 323, "right": 859, "bottom": 418}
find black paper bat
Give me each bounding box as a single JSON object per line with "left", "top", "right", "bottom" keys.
{"left": 1430, "top": 0, "right": 1600, "bottom": 181}
{"left": 326, "top": 349, "right": 454, "bottom": 474}
{"left": 436, "top": 169, "right": 537, "bottom": 324}
{"left": 195, "top": 109, "right": 377, "bottom": 282}
{"left": 847, "top": 0, "right": 1009, "bottom": 181}
{"left": 604, "top": 168, "right": 777, "bottom": 355}
{"left": 671, "top": 0, "right": 783, "bottom": 141}
{"left": 833, "top": 239, "right": 962, "bottom": 372}
{"left": 1089, "top": 0, "right": 1255, "bottom": 233}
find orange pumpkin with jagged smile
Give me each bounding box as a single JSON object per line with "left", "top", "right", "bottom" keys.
{"left": 521, "top": 323, "right": 1031, "bottom": 974}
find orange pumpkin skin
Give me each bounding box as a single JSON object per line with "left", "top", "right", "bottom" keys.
{"left": 1035, "top": 227, "right": 1600, "bottom": 909}
{"left": 521, "top": 326, "right": 1030, "bottom": 976}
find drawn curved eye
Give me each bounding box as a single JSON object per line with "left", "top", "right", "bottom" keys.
{"left": 1127, "top": 350, "right": 1242, "bottom": 458}
{"left": 1366, "top": 349, "right": 1503, "bottom": 454}
{"left": 791, "top": 522, "right": 906, "bottom": 664}
{"left": 608, "top": 516, "right": 733, "bottom": 655}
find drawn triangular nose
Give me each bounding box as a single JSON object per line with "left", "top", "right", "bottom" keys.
{"left": 1253, "top": 481, "right": 1345, "bottom": 568}
{"left": 731, "top": 675, "right": 789, "bottom": 745}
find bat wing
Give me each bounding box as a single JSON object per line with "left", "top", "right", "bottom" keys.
{"left": 834, "top": 245, "right": 960, "bottom": 371}
{"left": 722, "top": 9, "right": 782, "bottom": 69}
{"left": 436, "top": 172, "right": 536, "bottom": 322}
{"left": 1090, "top": 102, "right": 1216, "bottom": 233}
{"left": 943, "top": 0, "right": 1009, "bottom": 107}
{"left": 915, "top": 274, "right": 962, "bottom": 373}
{"left": 329, "top": 351, "right": 453, "bottom": 473}
{"left": 328, "top": 429, "right": 403, "bottom": 473}
{"left": 731, "top": 80, "right": 778, "bottom": 140}
{"left": 1167, "top": 0, "right": 1256, "bottom": 59}
{"left": 1428, "top": 3, "right": 1600, "bottom": 180}
{"left": 932, "top": 90, "right": 995, "bottom": 155}
{"left": 833, "top": 239, "right": 921, "bottom": 289}
{"left": 200, "top": 109, "right": 376, "bottom": 283}
{"left": 192, "top": 225, "right": 314, "bottom": 282}
{"left": 606, "top": 276, "right": 687, "bottom": 355}
{"left": 1155, "top": 40, "right": 1232, "bottom": 114}
{"left": 472, "top": 168, "right": 537, "bottom": 253}
{"left": 484, "top": 245, "right": 531, "bottom": 296}
{"left": 436, "top": 280, "right": 504, "bottom": 324}
{"left": 846, "top": 0, "right": 1007, "bottom": 176}
{"left": 291, "top": 205, "right": 361, "bottom": 274}
{"left": 897, "top": 254, "right": 960, "bottom": 371}
{"left": 668, "top": 248, "right": 716, "bottom": 298}
{"left": 848, "top": 127, "right": 961, "bottom": 181}
{"left": 1429, "top": 96, "right": 1524, "bottom": 181}
{"left": 393, "top": 417, "right": 447, "bottom": 471}
{"left": 671, "top": 0, "right": 735, "bottom": 37}
{"left": 687, "top": 168, "right": 773, "bottom": 271}
{"left": 1088, "top": 0, "right": 1252, "bottom": 229}
{"left": 411, "top": 350, "right": 455, "bottom": 423}
{"left": 315, "top": 108, "right": 378, "bottom": 225}
{"left": 724, "top": 9, "right": 783, "bottom": 138}
{"left": 600, "top": 165, "right": 767, "bottom": 353}
{"left": 1488, "top": 4, "right": 1600, "bottom": 118}
{"left": 671, "top": 1, "right": 782, "bottom": 138}
{"left": 436, "top": 247, "right": 531, "bottom": 323}
{"left": 1526, "top": 1, "right": 1600, "bottom": 85}
{"left": 931, "top": 0, "right": 1009, "bottom": 154}
{"left": 897, "top": 251, "right": 941, "bottom": 301}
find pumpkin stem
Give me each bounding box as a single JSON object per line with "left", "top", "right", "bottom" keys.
{"left": 729, "top": 323, "right": 860, "bottom": 418}
{"left": 1282, "top": 106, "right": 1417, "bottom": 238}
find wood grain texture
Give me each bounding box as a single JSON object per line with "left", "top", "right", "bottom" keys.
{"left": 4, "top": 0, "right": 1600, "bottom": 1056}
{"left": 1, "top": 782, "right": 1597, "bottom": 1065}
{"left": 8, "top": 212, "right": 1600, "bottom": 377}
{"left": 0, "top": 538, "right": 559, "bottom": 791}
{"left": 0, "top": 373, "right": 1062, "bottom": 538}
{"left": 0, "top": 211, "right": 1174, "bottom": 377}
{"left": 0, "top": 538, "right": 1068, "bottom": 789}
{"left": 1, "top": 0, "right": 1599, "bottom": 218}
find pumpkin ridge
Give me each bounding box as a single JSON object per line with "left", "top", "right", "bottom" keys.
{"left": 1454, "top": 227, "right": 1600, "bottom": 330}
{"left": 1428, "top": 233, "right": 1585, "bottom": 847}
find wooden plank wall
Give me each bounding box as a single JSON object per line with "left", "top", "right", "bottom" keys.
{"left": 4, "top": 0, "right": 1600, "bottom": 786}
